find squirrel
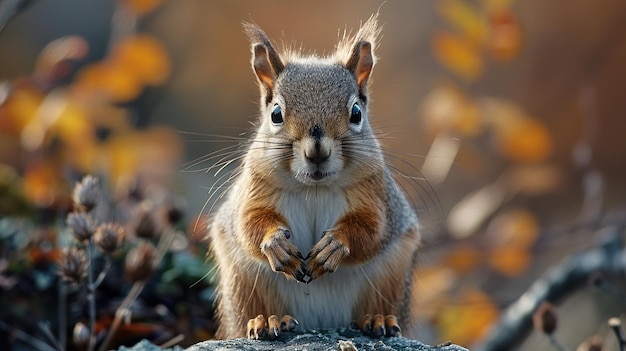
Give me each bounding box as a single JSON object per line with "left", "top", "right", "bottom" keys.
{"left": 207, "top": 14, "right": 421, "bottom": 340}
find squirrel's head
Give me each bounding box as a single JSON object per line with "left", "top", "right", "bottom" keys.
{"left": 244, "top": 15, "right": 384, "bottom": 188}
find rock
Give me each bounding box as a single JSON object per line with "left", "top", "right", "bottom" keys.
{"left": 186, "top": 329, "right": 468, "bottom": 351}
{"left": 118, "top": 339, "right": 184, "bottom": 351}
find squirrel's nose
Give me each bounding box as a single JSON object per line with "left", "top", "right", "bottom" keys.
{"left": 305, "top": 148, "right": 330, "bottom": 165}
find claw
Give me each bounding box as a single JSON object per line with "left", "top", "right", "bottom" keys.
{"left": 307, "top": 232, "right": 349, "bottom": 281}
{"left": 356, "top": 314, "right": 402, "bottom": 338}
{"left": 260, "top": 228, "right": 307, "bottom": 281}
{"left": 384, "top": 315, "right": 401, "bottom": 337}
{"left": 246, "top": 314, "right": 298, "bottom": 340}
{"left": 280, "top": 315, "right": 298, "bottom": 332}
{"left": 247, "top": 314, "right": 267, "bottom": 340}
{"left": 370, "top": 314, "right": 386, "bottom": 338}
{"left": 268, "top": 315, "right": 280, "bottom": 340}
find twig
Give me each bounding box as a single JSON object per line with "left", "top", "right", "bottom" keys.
{"left": 609, "top": 318, "right": 626, "bottom": 351}
{"left": 548, "top": 335, "right": 570, "bottom": 351}
{"left": 160, "top": 334, "right": 185, "bottom": 349}
{"left": 97, "top": 280, "right": 146, "bottom": 351}
{"left": 0, "top": 0, "right": 35, "bottom": 32}
{"left": 87, "top": 239, "right": 96, "bottom": 351}
{"left": 58, "top": 241, "right": 67, "bottom": 350}
{"left": 38, "top": 321, "right": 63, "bottom": 351}
{"left": 91, "top": 258, "right": 111, "bottom": 289}
{"left": 0, "top": 320, "right": 56, "bottom": 351}
{"left": 476, "top": 227, "right": 625, "bottom": 351}
{"left": 97, "top": 224, "right": 175, "bottom": 351}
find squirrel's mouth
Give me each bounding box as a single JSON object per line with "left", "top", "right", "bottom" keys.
{"left": 311, "top": 171, "right": 325, "bottom": 181}
{"left": 298, "top": 170, "right": 338, "bottom": 183}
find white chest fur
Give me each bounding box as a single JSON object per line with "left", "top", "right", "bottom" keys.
{"left": 272, "top": 187, "right": 368, "bottom": 329}
{"left": 275, "top": 187, "right": 347, "bottom": 255}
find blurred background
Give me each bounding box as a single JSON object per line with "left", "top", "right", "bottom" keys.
{"left": 1, "top": 0, "right": 625, "bottom": 350}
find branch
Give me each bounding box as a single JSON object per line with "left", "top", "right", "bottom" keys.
{"left": 476, "top": 226, "right": 625, "bottom": 351}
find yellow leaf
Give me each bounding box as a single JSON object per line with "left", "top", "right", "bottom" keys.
{"left": 51, "top": 99, "right": 93, "bottom": 146}
{"left": 433, "top": 31, "right": 483, "bottom": 81}
{"left": 438, "top": 0, "right": 488, "bottom": 43}
{"left": 101, "top": 126, "right": 182, "bottom": 197}
{"left": 103, "top": 134, "right": 140, "bottom": 196}
{"left": 437, "top": 287, "right": 499, "bottom": 345}
{"left": 414, "top": 267, "right": 456, "bottom": 319}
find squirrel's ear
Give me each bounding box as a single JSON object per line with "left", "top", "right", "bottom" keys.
{"left": 243, "top": 23, "right": 284, "bottom": 100}
{"left": 345, "top": 41, "right": 374, "bottom": 95}
{"left": 340, "top": 14, "right": 380, "bottom": 99}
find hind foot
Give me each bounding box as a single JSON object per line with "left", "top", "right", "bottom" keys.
{"left": 247, "top": 314, "right": 299, "bottom": 340}
{"left": 353, "top": 314, "right": 401, "bottom": 338}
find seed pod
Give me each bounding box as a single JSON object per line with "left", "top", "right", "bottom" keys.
{"left": 72, "top": 322, "right": 90, "bottom": 351}
{"left": 575, "top": 335, "right": 603, "bottom": 351}
{"left": 125, "top": 242, "right": 156, "bottom": 282}
{"left": 66, "top": 212, "right": 96, "bottom": 243}
{"left": 58, "top": 247, "right": 87, "bottom": 283}
{"left": 533, "top": 302, "right": 558, "bottom": 335}
{"left": 94, "top": 223, "right": 124, "bottom": 253}
{"left": 72, "top": 175, "right": 100, "bottom": 212}
{"left": 165, "top": 197, "right": 185, "bottom": 225}
{"left": 135, "top": 202, "right": 159, "bottom": 239}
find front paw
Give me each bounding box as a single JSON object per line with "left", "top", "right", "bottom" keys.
{"left": 306, "top": 230, "right": 350, "bottom": 281}
{"left": 260, "top": 227, "right": 307, "bottom": 282}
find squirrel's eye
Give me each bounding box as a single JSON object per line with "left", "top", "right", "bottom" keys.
{"left": 350, "top": 103, "right": 362, "bottom": 124}
{"left": 270, "top": 104, "right": 283, "bottom": 125}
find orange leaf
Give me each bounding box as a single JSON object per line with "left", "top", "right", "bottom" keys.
{"left": 111, "top": 35, "right": 171, "bottom": 86}
{"left": 75, "top": 62, "right": 143, "bottom": 102}
{"left": 480, "top": 97, "right": 553, "bottom": 162}
{"left": 1, "top": 87, "right": 43, "bottom": 136}
{"left": 23, "top": 162, "right": 69, "bottom": 208}
{"left": 442, "top": 245, "right": 482, "bottom": 275}
{"left": 433, "top": 31, "right": 483, "bottom": 81}
{"left": 487, "top": 246, "right": 531, "bottom": 276}
{"left": 497, "top": 118, "right": 552, "bottom": 163}
{"left": 487, "top": 8, "right": 523, "bottom": 62}
{"left": 125, "top": 0, "right": 162, "bottom": 16}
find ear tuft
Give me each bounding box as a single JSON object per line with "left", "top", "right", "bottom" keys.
{"left": 337, "top": 14, "right": 381, "bottom": 98}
